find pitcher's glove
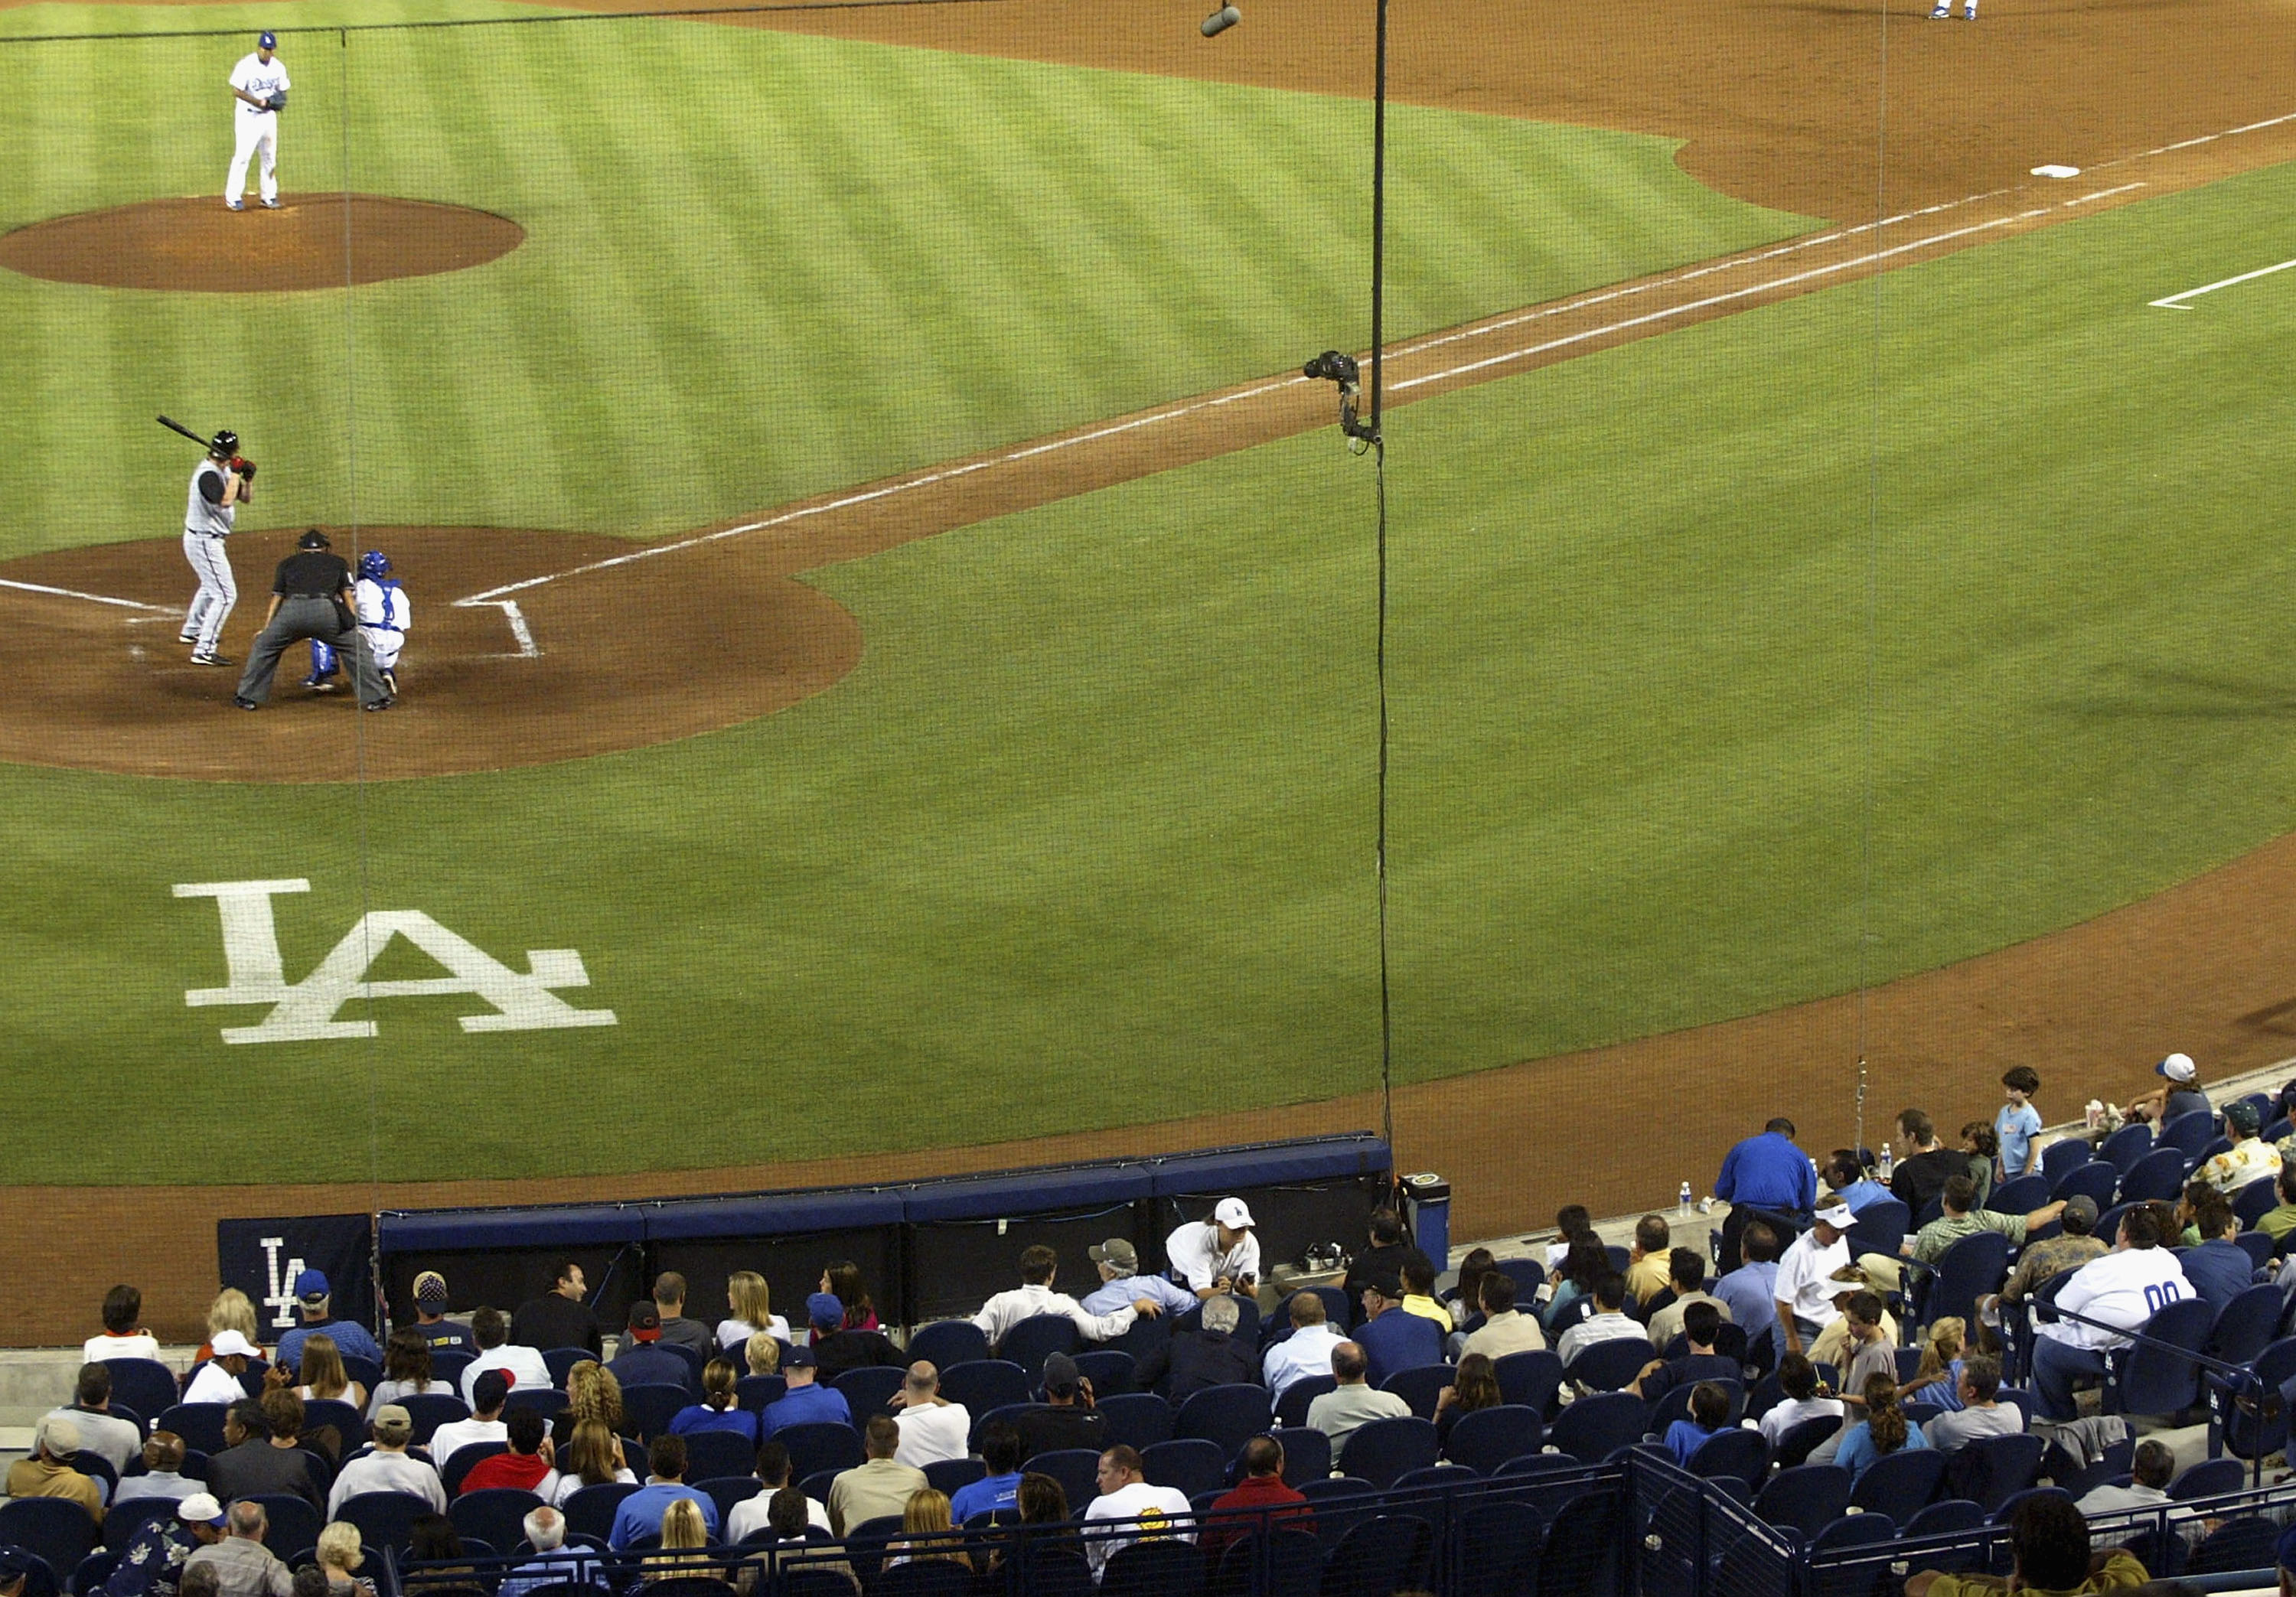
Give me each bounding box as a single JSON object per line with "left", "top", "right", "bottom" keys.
{"left": 266, "top": 93, "right": 286, "bottom": 112}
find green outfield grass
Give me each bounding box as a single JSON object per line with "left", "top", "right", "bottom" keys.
{"left": 2, "top": 157, "right": 2291, "bottom": 1184}
{"left": 0, "top": 2, "right": 1815, "bottom": 549}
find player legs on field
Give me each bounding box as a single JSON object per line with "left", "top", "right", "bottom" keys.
{"left": 181, "top": 431, "right": 253, "bottom": 666}
{"left": 224, "top": 31, "right": 289, "bottom": 209}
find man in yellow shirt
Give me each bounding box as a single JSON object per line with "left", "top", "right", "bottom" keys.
{"left": 1399, "top": 1260, "right": 1452, "bottom": 1331}
{"left": 1903, "top": 1494, "right": 2148, "bottom": 1595}
{"left": 1626, "top": 1215, "right": 1674, "bottom": 1305}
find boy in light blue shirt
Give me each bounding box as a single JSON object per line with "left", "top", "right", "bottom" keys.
{"left": 1995, "top": 1067, "right": 2043, "bottom": 1179}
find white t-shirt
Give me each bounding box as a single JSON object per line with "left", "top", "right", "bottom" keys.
{"left": 326, "top": 1449, "right": 445, "bottom": 1518}
{"left": 1082, "top": 1480, "right": 1195, "bottom": 1574}
{"left": 716, "top": 1316, "right": 792, "bottom": 1351}
{"left": 1556, "top": 1312, "right": 1647, "bottom": 1368}
{"left": 2038, "top": 1247, "right": 2193, "bottom": 1351}
{"left": 726, "top": 1489, "right": 831, "bottom": 1541}
{"left": 230, "top": 52, "right": 290, "bottom": 114}
{"left": 462, "top": 1345, "right": 553, "bottom": 1404}
{"left": 84, "top": 1332, "right": 161, "bottom": 1364}
{"left": 1773, "top": 1231, "right": 1853, "bottom": 1328}
{"left": 1164, "top": 1222, "right": 1261, "bottom": 1292}
{"left": 542, "top": 1467, "right": 638, "bottom": 1507}
{"left": 892, "top": 1403, "right": 971, "bottom": 1468}
{"left": 182, "top": 1363, "right": 246, "bottom": 1406}
{"left": 1756, "top": 1396, "right": 1843, "bottom": 1444}
{"left": 429, "top": 1417, "right": 509, "bottom": 1472}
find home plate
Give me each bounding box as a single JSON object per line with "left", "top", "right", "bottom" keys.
{"left": 2032, "top": 164, "right": 2082, "bottom": 178}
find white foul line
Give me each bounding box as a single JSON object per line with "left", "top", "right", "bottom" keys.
{"left": 467, "top": 599, "right": 540, "bottom": 657}
{"left": 0, "top": 576, "right": 173, "bottom": 612}
{"left": 2150, "top": 256, "right": 2296, "bottom": 310}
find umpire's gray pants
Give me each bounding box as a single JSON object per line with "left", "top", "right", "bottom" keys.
{"left": 236, "top": 597, "right": 386, "bottom": 705}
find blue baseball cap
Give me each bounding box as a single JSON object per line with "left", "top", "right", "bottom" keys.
{"left": 806, "top": 1292, "right": 843, "bottom": 1329}
{"left": 293, "top": 1267, "right": 330, "bottom": 1304}
{"left": 259, "top": 31, "right": 277, "bottom": 48}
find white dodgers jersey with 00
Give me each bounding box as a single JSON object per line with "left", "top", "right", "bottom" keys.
{"left": 230, "top": 52, "right": 289, "bottom": 114}
{"left": 185, "top": 459, "right": 234, "bottom": 537}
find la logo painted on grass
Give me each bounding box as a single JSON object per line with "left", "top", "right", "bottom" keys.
{"left": 174, "top": 878, "right": 615, "bottom": 1044}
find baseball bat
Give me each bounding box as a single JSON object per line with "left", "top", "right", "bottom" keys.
{"left": 157, "top": 415, "right": 211, "bottom": 447}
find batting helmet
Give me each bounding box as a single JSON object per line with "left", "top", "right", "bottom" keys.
{"left": 358, "top": 550, "right": 391, "bottom": 581}
{"left": 208, "top": 430, "right": 239, "bottom": 457}
{"left": 297, "top": 529, "right": 330, "bottom": 550}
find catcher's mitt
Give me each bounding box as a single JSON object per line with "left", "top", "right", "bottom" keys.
{"left": 266, "top": 93, "right": 286, "bottom": 112}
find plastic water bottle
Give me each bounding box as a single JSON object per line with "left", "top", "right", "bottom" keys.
{"left": 1879, "top": 1142, "right": 1894, "bottom": 1181}
{"left": 1678, "top": 1181, "right": 1693, "bottom": 1217}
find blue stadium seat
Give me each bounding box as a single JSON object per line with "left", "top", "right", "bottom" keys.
{"left": 1097, "top": 1391, "right": 1175, "bottom": 1452}
{"left": 2052, "top": 1162, "right": 2119, "bottom": 1211}
{"left": 397, "top": 1392, "right": 470, "bottom": 1446}
{"left": 1753, "top": 1465, "right": 1852, "bottom": 1540}
{"left": 2168, "top": 1457, "right": 2245, "bottom": 1501}
{"left": 1319, "top": 1513, "right": 1432, "bottom": 1597}
{"left": 1140, "top": 1438, "right": 1225, "bottom": 1501}
{"left": 101, "top": 1361, "right": 181, "bottom": 1424}
{"left": 2206, "top": 1283, "right": 2281, "bottom": 1367}
{"left": 1687, "top": 1427, "right": 1767, "bottom": 1486}
{"left": 2119, "top": 1148, "right": 2191, "bottom": 1205}
{"left": 679, "top": 1428, "right": 758, "bottom": 1485}
{"left": 2106, "top": 1298, "right": 2214, "bottom": 1417}
{"left": 99, "top": 1499, "right": 178, "bottom": 1555}
{"left": 939, "top": 1360, "right": 1032, "bottom": 1416}
{"left": 2040, "top": 1138, "right": 2093, "bottom": 1189}
{"left": 1023, "top": 1448, "right": 1102, "bottom": 1511}
{"left": 0, "top": 1501, "right": 96, "bottom": 1580}
{"left": 334, "top": 1490, "right": 429, "bottom": 1555}
{"left": 2234, "top": 1177, "right": 2282, "bottom": 1230}
{"left": 1333, "top": 1416, "right": 1437, "bottom": 1491}
{"left": 735, "top": 1375, "right": 786, "bottom": 1414}
{"left": 561, "top": 1481, "right": 638, "bottom": 1545}
{"left": 1548, "top": 1392, "right": 1647, "bottom": 1465}
{"left": 830, "top": 1365, "right": 906, "bottom": 1418}
{"left": 2099, "top": 1123, "right": 2153, "bottom": 1175}
{"left": 154, "top": 1404, "right": 232, "bottom": 1457}
{"left": 1075, "top": 1350, "right": 1138, "bottom": 1397}
{"left": 1562, "top": 1339, "right": 1651, "bottom": 1395}
{"left": 1988, "top": 1175, "right": 2050, "bottom": 1216}
{"left": 922, "top": 1457, "right": 983, "bottom": 1498}
{"left": 1267, "top": 1427, "right": 1330, "bottom": 1488}
{"left": 1771, "top": 1414, "right": 1840, "bottom": 1472}
{"left": 1450, "top": 1499, "right": 1542, "bottom": 1597}
{"left": 1442, "top": 1404, "right": 1542, "bottom": 1475}
{"left": 619, "top": 1382, "right": 690, "bottom": 1442}
{"left": 906, "top": 1322, "right": 990, "bottom": 1372}
{"left": 1848, "top": 1446, "right": 1944, "bottom": 1519}
{"left": 775, "top": 1421, "right": 864, "bottom": 1483}
{"left": 1217, "top": 1529, "right": 1324, "bottom": 1597}
{"left": 1174, "top": 1384, "right": 1272, "bottom": 1457}
{"left": 1379, "top": 1365, "right": 1452, "bottom": 1419}
{"left": 1103, "top": 1537, "right": 1207, "bottom": 1597}
{"left": 450, "top": 1487, "right": 545, "bottom": 1554}
{"left": 1492, "top": 1351, "right": 1564, "bottom": 1417}
{"left": 1274, "top": 1376, "right": 1336, "bottom": 1431}
{"left": 996, "top": 1315, "right": 1081, "bottom": 1380}
{"left": 2157, "top": 1111, "right": 2216, "bottom": 1163}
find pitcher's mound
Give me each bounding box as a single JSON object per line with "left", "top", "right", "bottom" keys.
{"left": 0, "top": 194, "right": 523, "bottom": 292}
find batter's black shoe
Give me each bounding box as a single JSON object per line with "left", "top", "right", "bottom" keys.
{"left": 233, "top": 697, "right": 259, "bottom": 711}
{"left": 362, "top": 697, "right": 393, "bottom": 712}
{"left": 191, "top": 652, "right": 234, "bottom": 667}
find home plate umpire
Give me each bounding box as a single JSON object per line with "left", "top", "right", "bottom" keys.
{"left": 233, "top": 529, "right": 392, "bottom": 711}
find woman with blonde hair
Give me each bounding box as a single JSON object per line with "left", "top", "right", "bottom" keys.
{"left": 718, "top": 1272, "right": 791, "bottom": 1351}
{"left": 743, "top": 1332, "right": 781, "bottom": 1377}
{"left": 644, "top": 1499, "right": 711, "bottom": 1581}
{"left": 554, "top": 1359, "right": 625, "bottom": 1448}
{"left": 543, "top": 1417, "right": 636, "bottom": 1506}
{"left": 884, "top": 1489, "right": 966, "bottom": 1569}
{"left": 202, "top": 1289, "right": 262, "bottom": 1359}
{"left": 1905, "top": 1318, "right": 1966, "bottom": 1410}
{"left": 315, "top": 1522, "right": 376, "bottom": 1597}
{"left": 293, "top": 1332, "right": 368, "bottom": 1411}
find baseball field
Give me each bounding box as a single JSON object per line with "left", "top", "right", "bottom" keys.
{"left": 3, "top": 0, "right": 2295, "bottom": 1337}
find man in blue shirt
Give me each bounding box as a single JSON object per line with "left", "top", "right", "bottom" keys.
{"left": 1353, "top": 1276, "right": 1443, "bottom": 1386}
{"left": 1716, "top": 1118, "right": 1817, "bottom": 1268}
{"left": 2180, "top": 1190, "right": 2254, "bottom": 1312}
{"left": 1712, "top": 1219, "right": 1783, "bottom": 1366}
{"left": 759, "top": 1348, "right": 851, "bottom": 1436}
{"left": 607, "top": 1435, "right": 719, "bottom": 1550}
{"left": 1822, "top": 1153, "right": 1893, "bottom": 1214}
{"left": 948, "top": 1422, "right": 1025, "bottom": 1524}
{"left": 1081, "top": 1239, "right": 1197, "bottom": 1318}
{"left": 605, "top": 1303, "right": 693, "bottom": 1392}
{"left": 276, "top": 1271, "right": 382, "bottom": 1369}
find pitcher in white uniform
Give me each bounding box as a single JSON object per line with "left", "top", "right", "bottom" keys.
{"left": 181, "top": 431, "right": 253, "bottom": 667}
{"left": 225, "top": 31, "right": 289, "bottom": 210}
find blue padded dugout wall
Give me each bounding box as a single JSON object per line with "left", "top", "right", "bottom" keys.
{"left": 373, "top": 1133, "right": 1391, "bottom": 1333}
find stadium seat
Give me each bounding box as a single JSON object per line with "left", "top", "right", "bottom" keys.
{"left": 1442, "top": 1404, "right": 1542, "bottom": 1475}
{"left": 1912, "top": 1231, "right": 2011, "bottom": 1332}
{"left": 1332, "top": 1416, "right": 1437, "bottom": 1491}
{"left": 1687, "top": 1427, "right": 1767, "bottom": 1486}
{"left": 1175, "top": 1384, "right": 1273, "bottom": 1457}
{"left": 1392, "top": 1462, "right": 1475, "bottom": 1492}
{"left": 921, "top": 1457, "right": 983, "bottom": 1498}
{"left": 2213, "top": 1336, "right": 2296, "bottom": 1462}
{"left": 2052, "top": 1162, "right": 2119, "bottom": 1211}
{"left": 429, "top": 1351, "right": 475, "bottom": 1390}
{"left": 1942, "top": 1432, "right": 2044, "bottom": 1514}
{"left": 1024, "top": 1448, "right": 1102, "bottom": 1511}
{"left": 2234, "top": 1177, "right": 2281, "bottom": 1230}
{"left": 679, "top": 1428, "right": 757, "bottom": 1484}
{"left": 1988, "top": 1485, "right": 2071, "bottom": 1528}
{"left": 2192, "top": 1515, "right": 2282, "bottom": 1575}
{"left": 1564, "top": 1339, "right": 1652, "bottom": 1395}
{"left": 0, "top": 1501, "right": 95, "bottom": 1579}
{"left": 1548, "top": 1392, "right": 1648, "bottom": 1465}
{"left": 1274, "top": 1376, "right": 1336, "bottom": 1431}
{"left": 2119, "top": 1148, "right": 2191, "bottom": 1205}
{"left": 906, "top": 1322, "right": 990, "bottom": 1372}
{"left": 398, "top": 1392, "right": 470, "bottom": 1446}
{"left": 1267, "top": 1427, "right": 1330, "bottom": 1488}
{"left": 1844, "top": 1200, "right": 1911, "bottom": 1263}
{"left": 2206, "top": 1282, "right": 2281, "bottom": 1366}
{"left": 840, "top": 1514, "right": 905, "bottom": 1589}
{"left": 102, "top": 1361, "right": 180, "bottom": 1423}
{"left": 830, "top": 1365, "right": 906, "bottom": 1418}
{"left": 70, "top": 1549, "right": 119, "bottom": 1597}
{"left": 1988, "top": 1175, "right": 2050, "bottom": 1216}
{"left": 1075, "top": 1350, "right": 1138, "bottom": 1397}
{"left": 697, "top": 1475, "right": 762, "bottom": 1527}
{"left": 619, "top": 1382, "right": 690, "bottom": 1442}
{"left": 335, "top": 1489, "right": 430, "bottom": 1553}
{"left": 735, "top": 1375, "right": 786, "bottom": 1414}
{"left": 561, "top": 1482, "right": 638, "bottom": 1546}
{"left": 1753, "top": 1465, "right": 1852, "bottom": 1540}
{"left": 774, "top": 1421, "right": 864, "bottom": 1483}
{"left": 2106, "top": 1298, "right": 2214, "bottom": 1417}
{"left": 1218, "top": 1528, "right": 1325, "bottom": 1597}
{"left": 967, "top": 1403, "right": 1039, "bottom": 1452}
{"left": 1103, "top": 1535, "right": 1208, "bottom": 1597}
{"left": 1492, "top": 1351, "right": 1564, "bottom": 1417}
{"left": 503, "top": 1388, "right": 567, "bottom": 1420}
{"left": 1450, "top": 1499, "right": 1542, "bottom": 1597}
{"left": 996, "top": 1315, "right": 1081, "bottom": 1380}
{"left": 1140, "top": 1439, "right": 1225, "bottom": 1501}
{"left": 543, "top": 1348, "right": 595, "bottom": 1389}
{"left": 1319, "top": 1514, "right": 1432, "bottom": 1597}
{"left": 154, "top": 1404, "right": 232, "bottom": 1457}
{"left": 1378, "top": 1365, "right": 1451, "bottom": 1420}
{"left": 1848, "top": 1446, "right": 1944, "bottom": 1517}
{"left": 100, "top": 1499, "right": 178, "bottom": 1554}
{"left": 2168, "top": 1457, "right": 2245, "bottom": 1501}
{"left": 2099, "top": 1123, "right": 2154, "bottom": 1175}
{"left": 450, "top": 1488, "right": 544, "bottom": 1553}
{"left": 1097, "top": 1392, "right": 1176, "bottom": 1451}
{"left": 2157, "top": 1111, "right": 2216, "bottom": 1163}
{"left": 878, "top": 1562, "right": 976, "bottom": 1597}
{"left": 299, "top": 1399, "right": 365, "bottom": 1455}
{"left": 1805, "top": 1514, "right": 1900, "bottom": 1597}
{"left": 1536, "top": 1489, "right": 1619, "bottom": 1596}
{"left": 2040, "top": 1138, "right": 2092, "bottom": 1188}
{"left": 938, "top": 1360, "right": 1032, "bottom": 1416}
{"left": 440, "top": 1442, "right": 507, "bottom": 1495}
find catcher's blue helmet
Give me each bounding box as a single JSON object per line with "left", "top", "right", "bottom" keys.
{"left": 358, "top": 550, "right": 391, "bottom": 580}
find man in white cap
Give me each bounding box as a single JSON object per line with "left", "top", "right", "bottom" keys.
{"left": 1079, "top": 1238, "right": 1195, "bottom": 1318}
{"left": 2128, "top": 1051, "right": 2211, "bottom": 1126}
{"left": 5, "top": 1415, "right": 103, "bottom": 1520}
{"left": 183, "top": 1331, "right": 261, "bottom": 1405}
{"left": 1772, "top": 1204, "right": 1862, "bottom": 1362}
{"left": 1165, "top": 1198, "right": 1261, "bottom": 1299}
{"left": 107, "top": 1490, "right": 227, "bottom": 1597}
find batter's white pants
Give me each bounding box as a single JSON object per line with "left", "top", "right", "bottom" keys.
{"left": 182, "top": 532, "right": 236, "bottom": 652}
{"left": 226, "top": 111, "right": 279, "bottom": 204}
